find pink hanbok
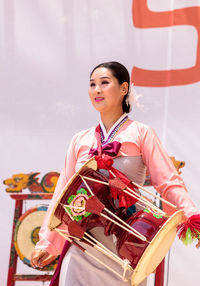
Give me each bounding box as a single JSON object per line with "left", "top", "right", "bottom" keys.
{"left": 36, "top": 114, "right": 199, "bottom": 286}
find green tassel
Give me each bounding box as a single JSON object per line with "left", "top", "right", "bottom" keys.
{"left": 183, "top": 228, "right": 193, "bottom": 246}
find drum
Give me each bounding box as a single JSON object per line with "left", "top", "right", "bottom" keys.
{"left": 14, "top": 205, "right": 58, "bottom": 271}
{"left": 48, "top": 158, "right": 183, "bottom": 285}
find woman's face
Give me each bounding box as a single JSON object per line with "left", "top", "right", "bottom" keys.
{"left": 89, "top": 67, "right": 128, "bottom": 114}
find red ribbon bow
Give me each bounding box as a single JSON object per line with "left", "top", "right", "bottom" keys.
{"left": 89, "top": 141, "right": 121, "bottom": 157}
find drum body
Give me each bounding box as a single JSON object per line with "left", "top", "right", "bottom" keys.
{"left": 48, "top": 158, "right": 183, "bottom": 286}
{"left": 117, "top": 210, "right": 168, "bottom": 268}
{"left": 117, "top": 209, "right": 183, "bottom": 285}
{"left": 14, "top": 205, "right": 58, "bottom": 270}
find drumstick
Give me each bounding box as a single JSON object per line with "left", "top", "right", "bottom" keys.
{"left": 54, "top": 228, "right": 129, "bottom": 281}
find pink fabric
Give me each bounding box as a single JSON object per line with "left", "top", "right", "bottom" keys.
{"left": 36, "top": 120, "right": 199, "bottom": 255}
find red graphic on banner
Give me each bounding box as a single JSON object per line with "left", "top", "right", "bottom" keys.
{"left": 132, "top": 0, "right": 200, "bottom": 87}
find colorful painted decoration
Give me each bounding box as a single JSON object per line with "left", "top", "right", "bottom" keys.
{"left": 143, "top": 208, "right": 167, "bottom": 219}
{"left": 170, "top": 156, "right": 185, "bottom": 174}
{"left": 3, "top": 172, "right": 60, "bottom": 193}
{"left": 64, "top": 188, "right": 91, "bottom": 221}
{"left": 41, "top": 172, "right": 60, "bottom": 193}
{"left": 3, "top": 173, "right": 42, "bottom": 193}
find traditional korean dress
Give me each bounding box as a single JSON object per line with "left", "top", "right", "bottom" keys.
{"left": 36, "top": 114, "right": 199, "bottom": 286}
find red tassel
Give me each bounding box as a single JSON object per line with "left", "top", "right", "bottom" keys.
{"left": 177, "top": 214, "right": 200, "bottom": 242}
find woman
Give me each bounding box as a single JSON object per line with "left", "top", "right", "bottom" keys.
{"left": 31, "top": 62, "right": 200, "bottom": 286}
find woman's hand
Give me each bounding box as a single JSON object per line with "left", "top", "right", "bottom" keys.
{"left": 31, "top": 249, "right": 50, "bottom": 268}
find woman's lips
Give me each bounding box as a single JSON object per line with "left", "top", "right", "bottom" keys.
{"left": 95, "top": 97, "right": 104, "bottom": 102}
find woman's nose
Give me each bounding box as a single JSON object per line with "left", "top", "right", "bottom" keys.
{"left": 95, "top": 85, "right": 101, "bottom": 94}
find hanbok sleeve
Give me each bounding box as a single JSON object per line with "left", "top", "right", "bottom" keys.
{"left": 35, "top": 135, "right": 78, "bottom": 255}
{"left": 140, "top": 126, "right": 199, "bottom": 219}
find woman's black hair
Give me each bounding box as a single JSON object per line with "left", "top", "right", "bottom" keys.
{"left": 90, "top": 61, "right": 131, "bottom": 113}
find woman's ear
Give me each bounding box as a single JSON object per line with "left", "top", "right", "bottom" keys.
{"left": 120, "top": 82, "right": 129, "bottom": 96}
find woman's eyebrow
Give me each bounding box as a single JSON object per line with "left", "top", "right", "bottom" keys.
{"left": 90, "top": 76, "right": 110, "bottom": 81}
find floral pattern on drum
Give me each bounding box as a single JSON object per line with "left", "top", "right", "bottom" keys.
{"left": 143, "top": 208, "right": 167, "bottom": 219}
{"left": 144, "top": 208, "right": 168, "bottom": 219}
{"left": 65, "top": 188, "right": 91, "bottom": 221}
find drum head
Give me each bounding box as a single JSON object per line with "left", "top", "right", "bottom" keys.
{"left": 131, "top": 210, "right": 183, "bottom": 286}
{"left": 14, "top": 205, "right": 58, "bottom": 271}
{"left": 48, "top": 157, "right": 98, "bottom": 230}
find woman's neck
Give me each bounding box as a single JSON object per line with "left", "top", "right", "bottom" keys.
{"left": 100, "top": 111, "right": 124, "bottom": 133}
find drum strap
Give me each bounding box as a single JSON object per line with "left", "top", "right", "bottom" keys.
{"left": 95, "top": 124, "right": 103, "bottom": 156}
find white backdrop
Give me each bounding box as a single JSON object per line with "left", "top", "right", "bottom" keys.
{"left": 1, "top": 1, "right": 200, "bottom": 285}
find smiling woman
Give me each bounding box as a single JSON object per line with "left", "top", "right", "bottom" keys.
{"left": 89, "top": 62, "right": 130, "bottom": 134}
{"left": 30, "top": 61, "right": 200, "bottom": 286}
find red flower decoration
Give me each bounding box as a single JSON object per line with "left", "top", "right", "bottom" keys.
{"left": 95, "top": 155, "right": 114, "bottom": 170}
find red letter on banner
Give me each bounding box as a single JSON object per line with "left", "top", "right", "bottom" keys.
{"left": 132, "top": 0, "right": 200, "bottom": 87}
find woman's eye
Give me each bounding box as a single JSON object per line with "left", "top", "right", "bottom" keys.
{"left": 90, "top": 83, "right": 95, "bottom": 87}
{"left": 101, "top": 81, "right": 109, "bottom": 85}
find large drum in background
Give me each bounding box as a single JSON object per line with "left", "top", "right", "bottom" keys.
{"left": 14, "top": 205, "right": 58, "bottom": 271}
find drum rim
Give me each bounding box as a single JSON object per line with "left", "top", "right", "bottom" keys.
{"left": 48, "top": 157, "right": 97, "bottom": 230}
{"left": 131, "top": 209, "right": 184, "bottom": 286}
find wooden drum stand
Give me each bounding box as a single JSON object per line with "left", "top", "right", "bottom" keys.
{"left": 7, "top": 193, "right": 54, "bottom": 285}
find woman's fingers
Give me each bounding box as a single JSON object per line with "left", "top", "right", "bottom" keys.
{"left": 30, "top": 249, "right": 42, "bottom": 268}
{"left": 37, "top": 251, "right": 50, "bottom": 267}
{"left": 30, "top": 249, "right": 49, "bottom": 268}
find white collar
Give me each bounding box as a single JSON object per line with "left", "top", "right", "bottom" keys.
{"left": 99, "top": 113, "right": 128, "bottom": 142}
